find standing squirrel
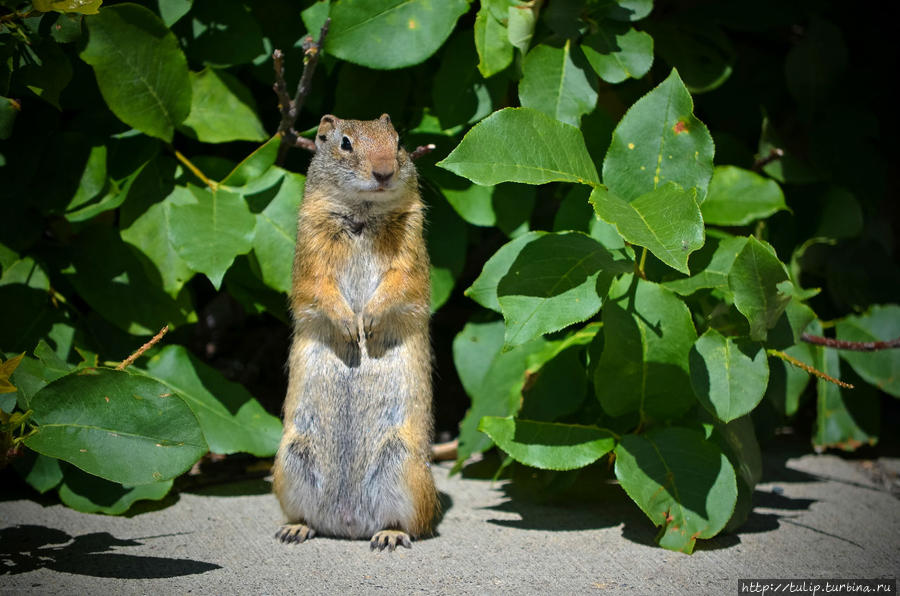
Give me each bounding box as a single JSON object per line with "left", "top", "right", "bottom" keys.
{"left": 272, "top": 113, "right": 438, "bottom": 551}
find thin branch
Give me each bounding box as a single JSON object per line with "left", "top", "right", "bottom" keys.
{"left": 752, "top": 147, "right": 784, "bottom": 172}
{"left": 117, "top": 326, "right": 170, "bottom": 371}
{"left": 274, "top": 18, "right": 331, "bottom": 166}
{"left": 767, "top": 348, "right": 854, "bottom": 389}
{"left": 409, "top": 143, "right": 436, "bottom": 161}
{"left": 801, "top": 332, "right": 900, "bottom": 352}
{"left": 295, "top": 136, "right": 316, "bottom": 152}
{"left": 431, "top": 439, "right": 458, "bottom": 462}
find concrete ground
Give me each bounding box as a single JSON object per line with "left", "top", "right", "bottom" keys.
{"left": 2, "top": 439, "right": 898, "bottom": 595}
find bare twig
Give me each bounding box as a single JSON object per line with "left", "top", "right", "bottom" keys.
{"left": 409, "top": 143, "right": 436, "bottom": 161}
{"left": 117, "top": 325, "right": 170, "bottom": 371}
{"left": 431, "top": 439, "right": 458, "bottom": 462}
{"left": 801, "top": 332, "right": 900, "bottom": 352}
{"left": 295, "top": 137, "right": 316, "bottom": 152}
{"left": 767, "top": 348, "right": 854, "bottom": 389}
{"left": 274, "top": 18, "right": 331, "bottom": 166}
{"left": 752, "top": 147, "right": 784, "bottom": 172}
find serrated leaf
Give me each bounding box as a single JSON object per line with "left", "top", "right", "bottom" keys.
{"left": 602, "top": 68, "right": 714, "bottom": 202}
{"left": 835, "top": 305, "right": 900, "bottom": 397}
{"left": 180, "top": 68, "right": 267, "bottom": 143}
{"left": 595, "top": 275, "right": 697, "bottom": 421}
{"left": 614, "top": 427, "right": 737, "bottom": 553}
{"left": 58, "top": 463, "right": 173, "bottom": 515}
{"left": 662, "top": 235, "right": 747, "bottom": 296}
{"left": 452, "top": 320, "right": 554, "bottom": 465}
{"left": 701, "top": 166, "right": 787, "bottom": 225}
{"left": 437, "top": 108, "right": 599, "bottom": 186}
{"left": 24, "top": 368, "right": 208, "bottom": 485}
{"left": 143, "top": 345, "right": 282, "bottom": 457}
{"left": 581, "top": 23, "right": 653, "bottom": 84}
{"left": 326, "top": 0, "right": 468, "bottom": 70}
{"left": 81, "top": 4, "right": 191, "bottom": 142}
{"left": 479, "top": 417, "right": 615, "bottom": 470}
{"left": 466, "top": 231, "right": 543, "bottom": 312}
{"left": 689, "top": 329, "right": 769, "bottom": 423}
{"left": 590, "top": 184, "right": 704, "bottom": 275}
{"left": 497, "top": 231, "right": 628, "bottom": 346}
{"left": 167, "top": 185, "right": 256, "bottom": 290}
{"left": 474, "top": 0, "right": 513, "bottom": 77}
{"left": 519, "top": 41, "right": 598, "bottom": 126}
{"left": 727, "top": 236, "right": 791, "bottom": 342}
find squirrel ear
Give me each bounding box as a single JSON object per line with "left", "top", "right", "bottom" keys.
{"left": 318, "top": 114, "right": 337, "bottom": 138}
{"left": 379, "top": 113, "right": 392, "bottom": 124}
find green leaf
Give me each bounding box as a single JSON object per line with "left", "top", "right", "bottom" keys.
{"left": 815, "top": 187, "right": 863, "bottom": 240}
{"left": 520, "top": 344, "right": 590, "bottom": 421}
{"left": 835, "top": 305, "right": 900, "bottom": 397}
{"left": 24, "top": 368, "right": 208, "bottom": 485}
{"left": 437, "top": 107, "right": 600, "bottom": 186}
{"left": 614, "top": 427, "right": 737, "bottom": 553}
{"left": 81, "top": 4, "right": 191, "bottom": 142}
{"left": 121, "top": 161, "right": 195, "bottom": 298}
{"left": 705, "top": 413, "right": 761, "bottom": 532}
{"left": 58, "top": 464, "right": 173, "bottom": 515}
{"left": 244, "top": 168, "right": 305, "bottom": 294}
{"left": 589, "top": 184, "right": 704, "bottom": 275}
{"left": 519, "top": 40, "right": 598, "bottom": 126}
{"left": 785, "top": 18, "right": 847, "bottom": 109}
{"left": 648, "top": 21, "right": 734, "bottom": 94}
{"left": 727, "top": 236, "right": 791, "bottom": 342}
{"left": 180, "top": 68, "right": 267, "bottom": 143}
{"left": 452, "top": 320, "right": 552, "bottom": 464}
{"left": 466, "top": 231, "right": 543, "bottom": 312}
{"left": 154, "top": 0, "right": 192, "bottom": 26}
{"left": 10, "top": 349, "right": 69, "bottom": 411}
{"left": 479, "top": 417, "right": 615, "bottom": 470}
{"left": 0, "top": 96, "right": 18, "bottom": 140}
{"left": 497, "top": 231, "right": 629, "bottom": 346}
{"left": 65, "top": 226, "right": 189, "bottom": 335}
{"left": 13, "top": 450, "right": 63, "bottom": 494}
{"left": 221, "top": 135, "right": 281, "bottom": 187}
{"left": 185, "top": 0, "right": 265, "bottom": 67}
{"left": 144, "top": 345, "right": 282, "bottom": 457}
{"left": 813, "top": 348, "right": 878, "bottom": 451}
{"left": 432, "top": 33, "right": 494, "bottom": 129}
{"left": 602, "top": 69, "right": 715, "bottom": 202}
{"left": 326, "top": 0, "right": 469, "bottom": 70}
{"left": 701, "top": 166, "right": 787, "bottom": 225}
{"left": 168, "top": 185, "right": 256, "bottom": 290}
{"left": 581, "top": 23, "right": 653, "bottom": 84}
{"left": 507, "top": 2, "right": 537, "bottom": 54}
{"left": 33, "top": 0, "right": 100, "bottom": 14}
{"left": 662, "top": 235, "right": 747, "bottom": 296}
{"left": 426, "top": 187, "right": 467, "bottom": 312}
{"left": 689, "top": 329, "right": 769, "bottom": 423}
{"left": 474, "top": 0, "right": 513, "bottom": 77}
{"left": 594, "top": 0, "right": 653, "bottom": 21}
{"left": 17, "top": 39, "right": 72, "bottom": 109}
{"left": 595, "top": 275, "right": 697, "bottom": 421}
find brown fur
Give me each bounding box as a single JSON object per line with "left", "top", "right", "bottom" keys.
{"left": 273, "top": 114, "right": 437, "bottom": 549}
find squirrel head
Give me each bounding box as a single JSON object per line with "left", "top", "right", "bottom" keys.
{"left": 309, "top": 113, "right": 416, "bottom": 203}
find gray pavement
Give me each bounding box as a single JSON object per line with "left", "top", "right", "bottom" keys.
{"left": 2, "top": 442, "right": 899, "bottom": 595}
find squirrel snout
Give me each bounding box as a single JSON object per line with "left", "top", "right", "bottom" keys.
{"left": 372, "top": 169, "right": 394, "bottom": 184}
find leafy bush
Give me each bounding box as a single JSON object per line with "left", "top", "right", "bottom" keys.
{"left": 1, "top": 0, "right": 897, "bottom": 552}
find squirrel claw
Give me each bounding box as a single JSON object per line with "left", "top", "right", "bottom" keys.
{"left": 370, "top": 530, "right": 412, "bottom": 552}
{"left": 276, "top": 523, "right": 316, "bottom": 544}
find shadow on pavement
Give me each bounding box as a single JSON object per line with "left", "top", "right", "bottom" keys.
{"left": 0, "top": 524, "right": 221, "bottom": 578}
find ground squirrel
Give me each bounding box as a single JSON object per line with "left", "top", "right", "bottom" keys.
{"left": 272, "top": 114, "right": 438, "bottom": 551}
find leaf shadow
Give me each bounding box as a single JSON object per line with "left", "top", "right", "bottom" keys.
{"left": 0, "top": 525, "right": 220, "bottom": 578}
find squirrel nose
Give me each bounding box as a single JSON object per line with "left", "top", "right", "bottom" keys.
{"left": 372, "top": 169, "right": 393, "bottom": 184}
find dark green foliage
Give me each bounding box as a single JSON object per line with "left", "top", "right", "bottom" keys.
{"left": 0, "top": 0, "right": 896, "bottom": 552}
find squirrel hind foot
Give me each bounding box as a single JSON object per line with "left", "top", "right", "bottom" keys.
{"left": 370, "top": 530, "right": 412, "bottom": 552}
{"left": 276, "top": 523, "right": 316, "bottom": 544}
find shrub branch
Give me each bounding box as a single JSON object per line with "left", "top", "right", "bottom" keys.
{"left": 117, "top": 325, "right": 170, "bottom": 371}
{"left": 767, "top": 348, "right": 854, "bottom": 389}
{"left": 800, "top": 332, "right": 900, "bottom": 352}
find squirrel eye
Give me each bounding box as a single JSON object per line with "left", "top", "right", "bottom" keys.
{"left": 341, "top": 136, "right": 353, "bottom": 152}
